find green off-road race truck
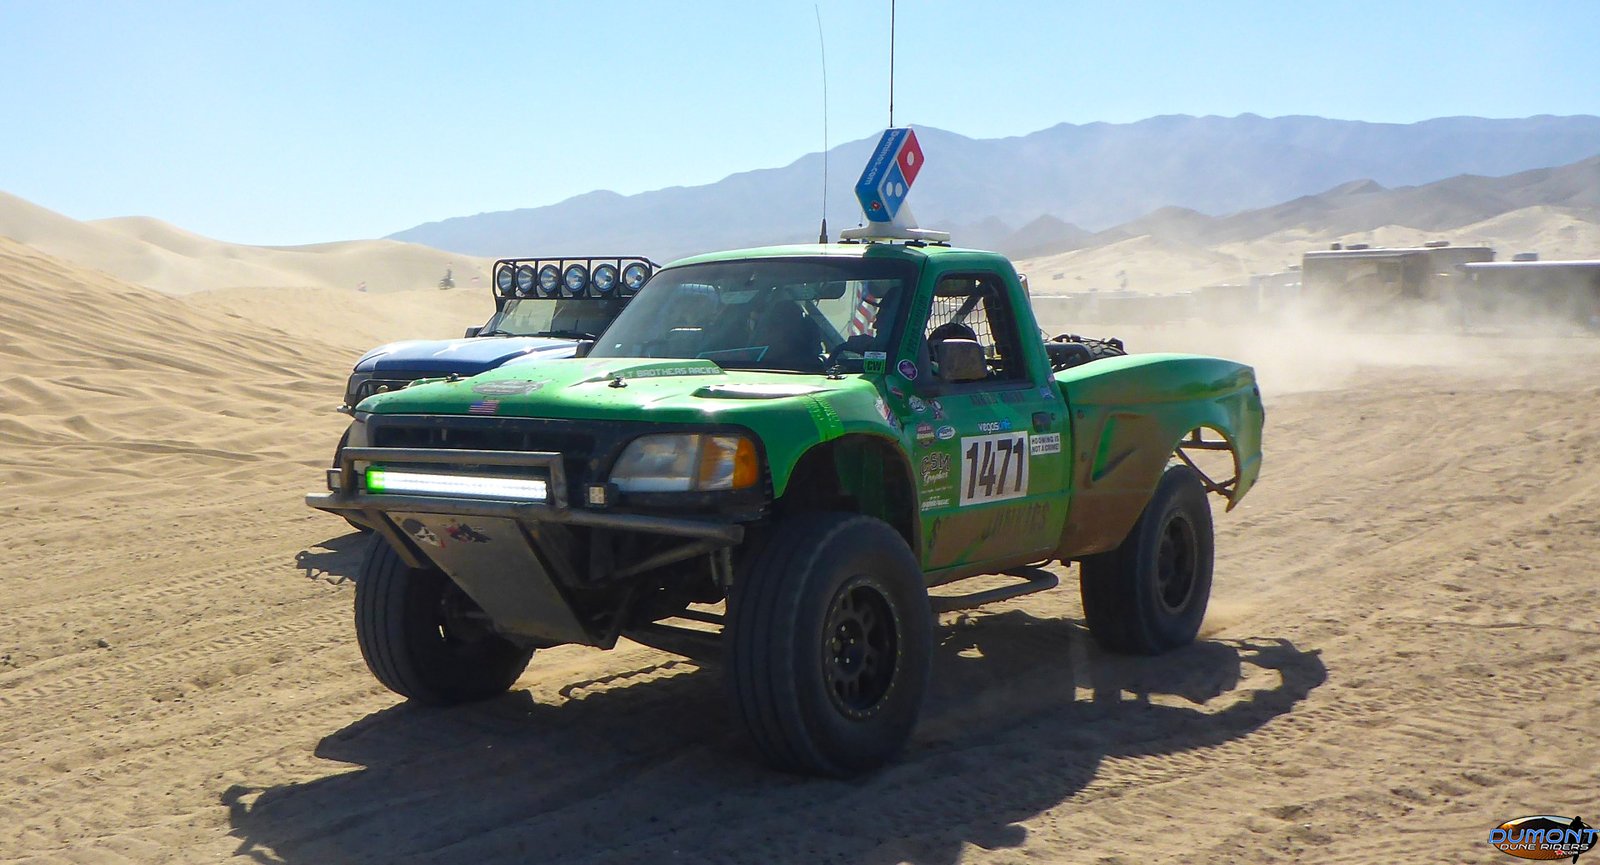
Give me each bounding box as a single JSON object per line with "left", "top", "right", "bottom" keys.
{"left": 308, "top": 241, "right": 1264, "bottom": 776}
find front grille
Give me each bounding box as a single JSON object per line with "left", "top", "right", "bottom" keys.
{"left": 368, "top": 415, "right": 599, "bottom": 495}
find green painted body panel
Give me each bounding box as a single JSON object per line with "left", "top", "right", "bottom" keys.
{"left": 359, "top": 357, "right": 894, "bottom": 498}
{"left": 358, "top": 243, "right": 1265, "bottom": 571}
{"left": 1053, "top": 353, "right": 1264, "bottom": 556}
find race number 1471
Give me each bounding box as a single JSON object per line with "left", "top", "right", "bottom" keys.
{"left": 960, "top": 432, "right": 1029, "bottom": 505}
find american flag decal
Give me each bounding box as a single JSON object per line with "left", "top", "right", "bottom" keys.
{"left": 849, "top": 284, "right": 882, "bottom": 337}
{"left": 468, "top": 399, "right": 500, "bottom": 415}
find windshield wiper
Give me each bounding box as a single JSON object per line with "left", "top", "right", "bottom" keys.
{"left": 535, "top": 329, "right": 599, "bottom": 340}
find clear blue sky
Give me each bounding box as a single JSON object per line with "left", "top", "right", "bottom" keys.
{"left": 3, "top": 1, "right": 1596, "bottom": 245}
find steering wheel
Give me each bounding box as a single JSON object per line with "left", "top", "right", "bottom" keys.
{"left": 821, "top": 334, "right": 878, "bottom": 370}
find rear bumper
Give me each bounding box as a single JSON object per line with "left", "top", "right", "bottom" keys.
{"left": 307, "top": 446, "right": 744, "bottom": 647}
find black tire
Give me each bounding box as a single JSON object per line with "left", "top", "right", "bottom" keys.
{"left": 1080, "top": 464, "right": 1214, "bottom": 655}
{"left": 355, "top": 539, "right": 534, "bottom": 705}
{"left": 725, "top": 513, "right": 932, "bottom": 776}
{"left": 332, "top": 425, "right": 372, "bottom": 534}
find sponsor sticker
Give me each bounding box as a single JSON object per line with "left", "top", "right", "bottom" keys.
{"left": 920, "top": 452, "right": 952, "bottom": 485}
{"left": 1489, "top": 814, "right": 1597, "bottom": 861}
{"left": 930, "top": 398, "right": 945, "bottom": 419}
{"left": 919, "top": 496, "right": 950, "bottom": 512}
{"left": 935, "top": 425, "right": 956, "bottom": 441}
{"left": 471, "top": 379, "right": 543, "bottom": 396}
{"left": 1031, "top": 433, "right": 1062, "bottom": 455}
{"left": 897, "top": 359, "right": 919, "bottom": 381}
{"left": 401, "top": 518, "right": 443, "bottom": 548}
{"left": 977, "top": 419, "right": 1013, "bottom": 433}
{"left": 444, "top": 521, "right": 492, "bottom": 544}
{"left": 959, "top": 432, "right": 1030, "bottom": 505}
{"left": 620, "top": 365, "right": 723, "bottom": 379}
{"left": 864, "top": 351, "right": 887, "bottom": 374}
{"left": 908, "top": 396, "right": 927, "bottom": 414}
{"left": 915, "top": 423, "right": 935, "bottom": 446}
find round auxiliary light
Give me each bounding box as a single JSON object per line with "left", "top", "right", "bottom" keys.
{"left": 537, "top": 264, "right": 561, "bottom": 297}
{"left": 591, "top": 263, "right": 618, "bottom": 294}
{"left": 514, "top": 264, "right": 537, "bottom": 297}
{"left": 494, "top": 265, "right": 515, "bottom": 295}
{"left": 621, "top": 261, "right": 651, "bottom": 293}
{"left": 562, "top": 263, "right": 589, "bottom": 297}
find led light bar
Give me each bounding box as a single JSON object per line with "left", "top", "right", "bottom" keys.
{"left": 491, "top": 256, "right": 659, "bottom": 299}
{"left": 365, "top": 468, "right": 548, "bottom": 502}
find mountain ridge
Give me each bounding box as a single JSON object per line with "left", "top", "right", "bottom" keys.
{"left": 387, "top": 113, "right": 1600, "bottom": 261}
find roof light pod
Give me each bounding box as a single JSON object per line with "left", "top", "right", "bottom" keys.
{"left": 537, "top": 264, "right": 561, "bottom": 297}
{"left": 592, "top": 263, "right": 618, "bottom": 294}
{"left": 562, "top": 263, "right": 588, "bottom": 297}
{"left": 494, "top": 265, "right": 515, "bottom": 295}
{"left": 514, "top": 264, "right": 537, "bottom": 297}
{"left": 622, "top": 261, "right": 651, "bottom": 293}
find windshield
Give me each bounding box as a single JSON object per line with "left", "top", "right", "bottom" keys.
{"left": 590, "top": 257, "right": 914, "bottom": 373}
{"left": 482, "top": 298, "right": 625, "bottom": 338}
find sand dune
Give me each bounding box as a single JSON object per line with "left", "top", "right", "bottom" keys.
{"left": 2, "top": 219, "right": 1598, "bottom": 864}
{"left": 0, "top": 191, "right": 492, "bottom": 295}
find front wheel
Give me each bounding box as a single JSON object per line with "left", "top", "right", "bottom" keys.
{"left": 725, "top": 513, "right": 933, "bottom": 776}
{"left": 1079, "top": 464, "right": 1214, "bottom": 654}
{"left": 355, "top": 539, "right": 534, "bottom": 705}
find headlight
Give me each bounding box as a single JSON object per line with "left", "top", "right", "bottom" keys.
{"left": 343, "top": 372, "right": 373, "bottom": 406}
{"left": 610, "top": 434, "right": 759, "bottom": 492}
{"left": 563, "top": 264, "right": 588, "bottom": 296}
{"left": 514, "top": 264, "right": 537, "bottom": 297}
{"left": 538, "top": 264, "right": 561, "bottom": 297}
{"left": 622, "top": 261, "right": 651, "bottom": 293}
{"left": 592, "top": 263, "right": 618, "bottom": 294}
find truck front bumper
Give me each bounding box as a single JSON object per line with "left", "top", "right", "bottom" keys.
{"left": 307, "top": 447, "right": 744, "bottom": 647}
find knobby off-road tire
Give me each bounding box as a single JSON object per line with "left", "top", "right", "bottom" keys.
{"left": 1080, "top": 464, "right": 1214, "bottom": 655}
{"left": 725, "top": 513, "right": 933, "bottom": 777}
{"left": 355, "top": 539, "right": 534, "bottom": 705}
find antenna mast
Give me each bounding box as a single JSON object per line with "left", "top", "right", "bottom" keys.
{"left": 816, "top": 4, "right": 829, "bottom": 243}
{"left": 888, "top": 0, "right": 896, "bottom": 127}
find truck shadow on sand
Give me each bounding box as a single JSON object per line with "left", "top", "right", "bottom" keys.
{"left": 293, "top": 531, "right": 372, "bottom": 584}
{"left": 222, "top": 612, "right": 1325, "bottom": 865}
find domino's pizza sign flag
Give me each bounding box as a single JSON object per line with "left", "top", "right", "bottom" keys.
{"left": 842, "top": 127, "right": 948, "bottom": 243}
{"left": 855, "top": 127, "right": 924, "bottom": 224}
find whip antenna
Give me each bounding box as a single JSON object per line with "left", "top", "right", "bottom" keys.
{"left": 816, "top": 4, "right": 830, "bottom": 243}
{"left": 888, "top": 0, "right": 896, "bottom": 127}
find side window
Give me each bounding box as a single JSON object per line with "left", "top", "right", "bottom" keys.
{"left": 924, "top": 274, "right": 1028, "bottom": 383}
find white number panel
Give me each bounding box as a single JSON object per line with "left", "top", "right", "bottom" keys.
{"left": 959, "top": 432, "right": 1030, "bottom": 505}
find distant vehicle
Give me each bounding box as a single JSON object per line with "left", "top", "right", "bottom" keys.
{"left": 1300, "top": 242, "right": 1492, "bottom": 323}
{"left": 1457, "top": 259, "right": 1600, "bottom": 333}
{"left": 331, "top": 256, "right": 657, "bottom": 530}
{"left": 438, "top": 268, "right": 455, "bottom": 290}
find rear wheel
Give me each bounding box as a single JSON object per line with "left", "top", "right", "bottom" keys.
{"left": 1080, "top": 465, "right": 1214, "bottom": 654}
{"left": 725, "top": 513, "right": 932, "bottom": 776}
{"left": 355, "top": 539, "right": 534, "bottom": 704}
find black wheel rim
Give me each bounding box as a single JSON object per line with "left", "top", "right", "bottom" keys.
{"left": 1155, "top": 513, "right": 1198, "bottom": 613}
{"left": 822, "top": 577, "right": 899, "bottom": 719}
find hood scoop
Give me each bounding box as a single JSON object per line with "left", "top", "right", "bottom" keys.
{"left": 694, "top": 383, "right": 827, "bottom": 400}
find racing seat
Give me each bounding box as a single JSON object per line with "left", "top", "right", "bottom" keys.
{"left": 756, "top": 302, "right": 823, "bottom": 371}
